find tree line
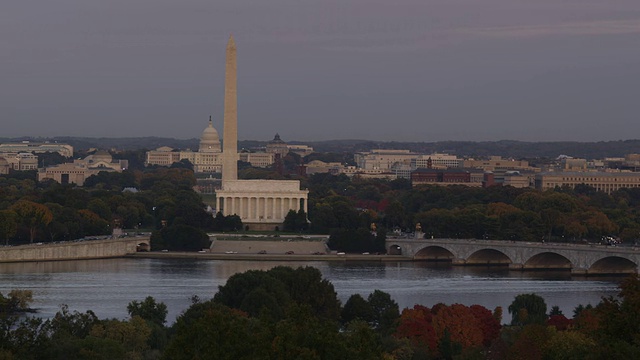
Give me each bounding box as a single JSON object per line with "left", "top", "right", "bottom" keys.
{"left": 2, "top": 267, "right": 640, "bottom": 359}
{"left": 0, "top": 169, "right": 238, "bottom": 251}
{"left": 303, "top": 174, "right": 640, "bottom": 248}
{"left": 3, "top": 165, "right": 640, "bottom": 252}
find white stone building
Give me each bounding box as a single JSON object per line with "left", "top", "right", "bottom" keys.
{"left": 145, "top": 117, "right": 224, "bottom": 172}
{"left": 38, "top": 151, "right": 128, "bottom": 186}
{"left": 0, "top": 141, "right": 73, "bottom": 157}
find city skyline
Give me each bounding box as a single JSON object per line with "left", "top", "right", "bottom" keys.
{"left": 3, "top": 1, "right": 640, "bottom": 142}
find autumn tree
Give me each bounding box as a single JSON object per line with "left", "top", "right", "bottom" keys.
{"left": 394, "top": 305, "right": 438, "bottom": 353}
{"left": 432, "top": 303, "right": 484, "bottom": 350}
{"left": 10, "top": 200, "right": 53, "bottom": 242}
{"left": 469, "top": 304, "right": 502, "bottom": 346}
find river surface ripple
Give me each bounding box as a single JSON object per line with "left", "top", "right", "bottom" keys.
{"left": 0, "top": 258, "right": 621, "bottom": 323}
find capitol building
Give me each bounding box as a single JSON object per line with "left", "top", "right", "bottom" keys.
{"left": 145, "top": 117, "right": 224, "bottom": 173}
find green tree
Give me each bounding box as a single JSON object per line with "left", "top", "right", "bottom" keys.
{"left": 89, "top": 316, "right": 151, "bottom": 358}
{"left": 342, "top": 294, "right": 374, "bottom": 325}
{"left": 283, "top": 210, "right": 298, "bottom": 232}
{"left": 127, "top": 296, "right": 168, "bottom": 326}
{"left": 163, "top": 301, "right": 267, "bottom": 360}
{"left": 151, "top": 225, "right": 210, "bottom": 251}
{"left": 0, "top": 210, "right": 18, "bottom": 245}
{"left": 368, "top": 290, "right": 400, "bottom": 335}
{"left": 543, "top": 330, "right": 597, "bottom": 360}
{"left": 10, "top": 200, "right": 53, "bottom": 243}
{"left": 214, "top": 266, "right": 341, "bottom": 323}
{"left": 0, "top": 290, "right": 34, "bottom": 315}
{"left": 509, "top": 293, "right": 548, "bottom": 326}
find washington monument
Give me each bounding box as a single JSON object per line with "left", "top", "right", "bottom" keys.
{"left": 222, "top": 35, "right": 238, "bottom": 182}
{"left": 215, "top": 35, "right": 308, "bottom": 230}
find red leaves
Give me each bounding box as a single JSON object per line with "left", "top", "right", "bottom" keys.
{"left": 546, "top": 314, "right": 573, "bottom": 331}
{"left": 394, "top": 303, "right": 502, "bottom": 353}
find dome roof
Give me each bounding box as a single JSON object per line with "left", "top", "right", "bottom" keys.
{"left": 269, "top": 133, "right": 286, "bottom": 144}
{"left": 88, "top": 150, "right": 112, "bottom": 163}
{"left": 199, "top": 117, "right": 221, "bottom": 153}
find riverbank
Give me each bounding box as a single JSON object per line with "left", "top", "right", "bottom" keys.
{"left": 0, "top": 237, "right": 149, "bottom": 263}
{"left": 127, "top": 251, "right": 411, "bottom": 262}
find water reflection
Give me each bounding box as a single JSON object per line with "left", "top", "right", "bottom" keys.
{"left": 0, "top": 258, "right": 621, "bottom": 323}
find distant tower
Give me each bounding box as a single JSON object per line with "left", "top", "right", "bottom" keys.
{"left": 222, "top": 35, "right": 238, "bottom": 182}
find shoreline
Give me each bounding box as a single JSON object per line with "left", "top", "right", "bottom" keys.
{"left": 126, "top": 251, "right": 413, "bottom": 262}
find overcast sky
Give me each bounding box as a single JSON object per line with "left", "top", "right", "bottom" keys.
{"left": 2, "top": 0, "right": 640, "bottom": 142}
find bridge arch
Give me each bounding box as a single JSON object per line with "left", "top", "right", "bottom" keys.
{"left": 589, "top": 256, "right": 637, "bottom": 275}
{"left": 388, "top": 244, "right": 403, "bottom": 256}
{"left": 524, "top": 252, "right": 572, "bottom": 270}
{"left": 414, "top": 246, "right": 454, "bottom": 261}
{"left": 466, "top": 249, "right": 512, "bottom": 265}
{"left": 136, "top": 242, "right": 150, "bottom": 252}
{"left": 386, "top": 238, "right": 640, "bottom": 275}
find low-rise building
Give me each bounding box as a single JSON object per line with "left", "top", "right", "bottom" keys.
{"left": 0, "top": 141, "right": 73, "bottom": 157}
{"left": 305, "top": 160, "right": 343, "bottom": 175}
{"left": 354, "top": 149, "right": 417, "bottom": 171}
{"left": 0, "top": 158, "right": 9, "bottom": 175}
{"left": 239, "top": 152, "right": 275, "bottom": 168}
{"left": 411, "top": 168, "right": 484, "bottom": 187}
{"left": 0, "top": 152, "right": 39, "bottom": 171}
{"left": 413, "top": 153, "right": 462, "bottom": 169}
{"left": 535, "top": 171, "right": 640, "bottom": 194}
{"left": 462, "top": 156, "right": 534, "bottom": 172}
{"left": 287, "top": 144, "right": 314, "bottom": 157}
{"left": 38, "top": 151, "right": 128, "bottom": 186}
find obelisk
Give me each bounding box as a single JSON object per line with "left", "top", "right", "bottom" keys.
{"left": 222, "top": 35, "right": 238, "bottom": 182}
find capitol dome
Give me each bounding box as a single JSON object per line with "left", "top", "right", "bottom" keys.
{"left": 199, "top": 117, "right": 221, "bottom": 153}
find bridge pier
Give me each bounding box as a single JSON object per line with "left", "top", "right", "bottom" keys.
{"left": 571, "top": 268, "right": 589, "bottom": 276}
{"left": 508, "top": 263, "right": 524, "bottom": 271}
{"left": 451, "top": 258, "right": 466, "bottom": 265}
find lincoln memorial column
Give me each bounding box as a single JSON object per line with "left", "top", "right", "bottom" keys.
{"left": 272, "top": 198, "right": 276, "bottom": 220}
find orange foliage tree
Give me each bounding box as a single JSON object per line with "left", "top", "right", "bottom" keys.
{"left": 394, "top": 305, "right": 437, "bottom": 352}
{"left": 432, "top": 303, "right": 484, "bottom": 349}
{"left": 469, "top": 305, "right": 502, "bottom": 346}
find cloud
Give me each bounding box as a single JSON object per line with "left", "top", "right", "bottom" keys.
{"left": 459, "top": 19, "right": 640, "bottom": 39}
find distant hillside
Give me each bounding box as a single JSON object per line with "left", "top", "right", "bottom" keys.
{"left": 2, "top": 137, "right": 640, "bottom": 159}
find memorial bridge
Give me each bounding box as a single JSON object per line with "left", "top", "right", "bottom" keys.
{"left": 386, "top": 238, "right": 640, "bottom": 275}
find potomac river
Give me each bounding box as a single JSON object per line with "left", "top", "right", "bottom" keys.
{"left": 0, "top": 258, "right": 622, "bottom": 323}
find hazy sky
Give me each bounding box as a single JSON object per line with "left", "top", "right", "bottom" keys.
{"left": 3, "top": 0, "right": 640, "bottom": 142}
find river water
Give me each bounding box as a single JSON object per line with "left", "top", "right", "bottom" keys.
{"left": 0, "top": 258, "right": 622, "bottom": 324}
